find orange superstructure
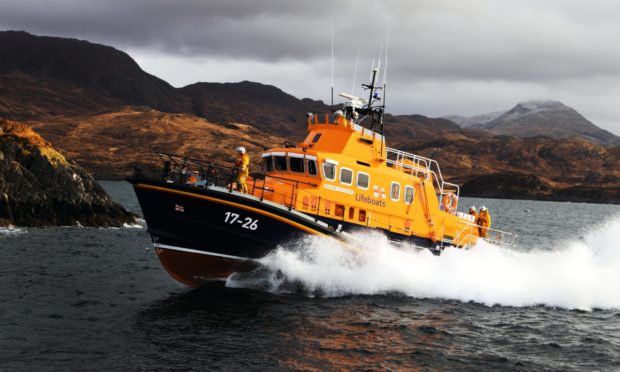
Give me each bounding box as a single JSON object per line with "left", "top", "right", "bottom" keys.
{"left": 245, "top": 105, "right": 483, "bottom": 250}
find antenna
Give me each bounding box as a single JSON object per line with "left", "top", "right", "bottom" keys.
{"left": 376, "top": 44, "right": 383, "bottom": 86}
{"left": 381, "top": 25, "right": 388, "bottom": 157}
{"left": 383, "top": 23, "right": 389, "bottom": 87}
{"left": 351, "top": 46, "right": 360, "bottom": 95}
{"left": 330, "top": 21, "right": 334, "bottom": 111}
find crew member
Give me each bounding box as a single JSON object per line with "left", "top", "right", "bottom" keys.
{"left": 334, "top": 110, "right": 346, "bottom": 126}
{"left": 468, "top": 205, "right": 478, "bottom": 218}
{"left": 186, "top": 170, "right": 199, "bottom": 185}
{"left": 235, "top": 146, "right": 250, "bottom": 193}
{"left": 476, "top": 206, "right": 492, "bottom": 238}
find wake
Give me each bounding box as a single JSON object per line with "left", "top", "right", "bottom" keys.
{"left": 227, "top": 215, "right": 620, "bottom": 310}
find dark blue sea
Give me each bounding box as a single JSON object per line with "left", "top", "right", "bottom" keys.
{"left": 1, "top": 180, "right": 619, "bottom": 371}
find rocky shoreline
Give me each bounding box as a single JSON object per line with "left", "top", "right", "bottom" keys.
{"left": 0, "top": 120, "right": 137, "bottom": 227}
{"left": 460, "top": 172, "right": 620, "bottom": 204}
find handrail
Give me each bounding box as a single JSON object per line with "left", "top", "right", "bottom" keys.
{"left": 452, "top": 219, "right": 518, "bottom": 248}
{"left": 385, "top": 147, "right": 460, "bottom": 212}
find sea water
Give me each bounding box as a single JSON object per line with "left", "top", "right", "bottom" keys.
{"left": 0, "top": 181, "right": 618, "bottom": 371}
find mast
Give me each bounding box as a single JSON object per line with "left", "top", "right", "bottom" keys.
{"left": 330, "top": 22, "right": 334, "bottom": 112}
{"left": 364, "top": 68, "right": 378, "bottom": 132}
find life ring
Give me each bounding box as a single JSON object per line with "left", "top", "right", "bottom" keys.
{"left": 442, "top": 192, "right": 458, "bottom": 213}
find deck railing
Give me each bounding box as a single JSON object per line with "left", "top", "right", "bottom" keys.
{"left": 385, "top": 147, "right": 460, "bottom": 212}
{"left": 450, "top": 220, "right": 518, "bottom": 249}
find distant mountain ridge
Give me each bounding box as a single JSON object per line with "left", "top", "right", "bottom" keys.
{"left": 445, "top": 100, "right": 620, "bottom": 146}
{"left": 0, "top": 31, "right": 455, "bottom": 141}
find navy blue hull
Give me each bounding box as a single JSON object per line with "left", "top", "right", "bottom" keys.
{"left": 131, "top": 180, "right": 340, "bottom": 258}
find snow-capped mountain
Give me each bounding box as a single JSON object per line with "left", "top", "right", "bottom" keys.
{"left": 445, "top": 100, "right": 620, "bottom": 146}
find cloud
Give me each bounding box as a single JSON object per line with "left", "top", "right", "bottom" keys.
{"left": 1, "top": 0, "right": 620, "bottom": 134}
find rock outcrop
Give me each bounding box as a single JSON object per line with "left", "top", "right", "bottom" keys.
{"left": 0, "top": 120, "right": 137, "bottom": 226}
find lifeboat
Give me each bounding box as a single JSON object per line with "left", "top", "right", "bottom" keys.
{"left": 128, "top": 68, "right": 516, "bottom": 287}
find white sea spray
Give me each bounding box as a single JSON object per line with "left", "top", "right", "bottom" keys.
{"left": 228, "top": 215, "right": 620, "bottom": 311}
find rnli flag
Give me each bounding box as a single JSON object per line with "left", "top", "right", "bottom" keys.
{"left": 174, "top": 204, "right": 184, "bottom": 212}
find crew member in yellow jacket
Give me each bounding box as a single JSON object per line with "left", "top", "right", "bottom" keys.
{"left": 468, "top": 205, "right": 477, "bottom": 218}
{"left": 235, "top": 146, "right": 250, "bottom": 193}
{"left": 476, "top": 206, "right": 492, "bottom": 238}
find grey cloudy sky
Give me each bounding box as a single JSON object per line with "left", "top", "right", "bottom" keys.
{"left": 2, "top": 0, "right": 620, "bottom": 135}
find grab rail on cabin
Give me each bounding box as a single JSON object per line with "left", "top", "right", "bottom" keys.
{"left": 250, "top": 174, "right": 318, "bottom": 210}
{"left": 385, "top": 147, "right": 461, "bottom": 213}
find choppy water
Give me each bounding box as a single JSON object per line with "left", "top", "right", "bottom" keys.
{"left": 1, "top": 181, "right": 619, "bottom": 371}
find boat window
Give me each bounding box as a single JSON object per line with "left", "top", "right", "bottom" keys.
{"left": 405, "top": 185, "right": 414, "bottom": 204}
{"left": 335, "top": 204, "right": 345, "bottom": 217}
{"left": 312, "top": 133, "right": 322, "bottom": 143}
{"left": 359, "top": 209, "right": 366, "bottom": 223}
{"left": 308, "top": 160, "right": 317, "bottom": 175}
{"left": 290, "top": 157, "right": 304, "bottom": 173}
{"left": 322, "top": 162, "right": 336, "bottom": 181}
{"left": 356, "top": 172, "right": 369, "bottom": 189}
{"left": 348, "top": 207, "right": 355, "bottom": 219}
{"left": 274, "top": 156, "right": 287, "bottom": 171}
{"left": 340, "top": 168, "right": 353, "bottom": 185}
{"left": 263, "top": 156, "right": 273, "bottom": 172}
{"left": 390, "top": 182, "right": 401, "bottom": 201}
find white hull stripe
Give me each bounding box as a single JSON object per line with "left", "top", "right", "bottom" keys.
{"left": 153, "top": 243, "right": 257, "bottom": 262}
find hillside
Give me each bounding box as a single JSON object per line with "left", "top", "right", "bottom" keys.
{"left": 25, "top": 107, "right": 290, "bottom": 179}
{"left": 446, "top": 100, "right": 620, "bottom": 146}
{"left": 0, "top": 31, "right": 191, "bottom": 119}
{"left": 180, "top": 81, "right": 328, "bottom": 138}
{"left": 400, "top": 136, "right": 620, "bottom": 202}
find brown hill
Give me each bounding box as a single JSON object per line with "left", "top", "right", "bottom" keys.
{"left": 401, "top": 136, "right": 620, "bottom": 201}
{"left": 180, "top": 81, "right": 328, "bottom": 138}
{"left": 0, "top": 30, "right": 468, "bottom": 144}
{"left": 180, "top": 81, "right": 466, "bottom": 142}
{"left": 25, "top": 107, "right": 290, "bottom": 179}
{"left": 0, "top": 31, "right": 191, "bottom": 119}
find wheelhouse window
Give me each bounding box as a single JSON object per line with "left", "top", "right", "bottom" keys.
{"left": 390, "top": 182, "right": 401, "bottom": 201}
{"left": 263, "top": 156, "right": 273, "bottom": 172}
{"left": 308, "top": 160, "right": 317, "bottom": 175}
{"left": 356, "top": 172, "right": 369, "bottom": 189}
{"left": 289, "top": 157, "right": 304, "bottom": 173}
{"left": 312, "top": 133, "right": 322, "bottom": 143}
{"left": 274, "top": 156, "right": 287, "bottom": 171}
{"left": 340, "top": 168, "right": 353, "bottom": 185}
{"left": 322, "top": 162, "right": 336, "bottom": 181}
{"left": 404, "top": 185, "right": 414, "bottom": 204}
